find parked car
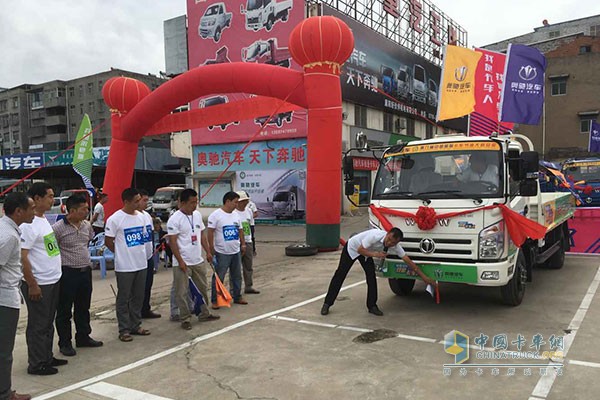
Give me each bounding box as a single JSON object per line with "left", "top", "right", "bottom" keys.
{"left": 49, "top": 196, "right": 68, "bottom": 215}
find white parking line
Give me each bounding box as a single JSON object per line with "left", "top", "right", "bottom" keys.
{"left": 32, "top": 280, "right": 366, "bottom": 400}
{"left": 530, "top": 266, "right": 600, "bottom": 399}
{"left": 83, "top": 382, "right": 173, "bottom": 400}
{"left": 569, "top": 359, "right": 600, "bottom": 369}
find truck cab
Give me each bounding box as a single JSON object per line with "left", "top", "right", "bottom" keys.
{"left": 351, "top": 135, "right": 574, "bottom": 306}
{"left": 198, "top": 2, "right": 232, "bottom": 43}
{"left": 412, "top": 64, "right": 427, "bottom": 103}
{"left": 241, "top": 0, "right": 293, "bottom": 32}
{"left": 152, "top": 186, "right": 185, "bottom": 220}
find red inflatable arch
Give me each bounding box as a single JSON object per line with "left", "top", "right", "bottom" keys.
{"left": 102, "top": 16, "right": 354, "bottom": 250}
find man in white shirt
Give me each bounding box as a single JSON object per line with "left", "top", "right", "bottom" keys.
{"left": 458, "top": 152, "right": 499, "bottom": 186}
{"left": 105, "top": 188, "right": 151, "bottom": 342}
{"left": 138, "top": 189, "right": 161, "bottom": 319}
{"left": 168, "top": 189, "right": 220, "bottom": 330}
{"left": 322, "top": 228, "right": 435, "bottom": 316}
{"left": 20, "top": 182, "right": 67, "bottom": 375}
{"left": 235, "top": 191, "right": 260, "bottom": 294}
{"left": 208, "top": 191, "right": 247, "bottom": 307}
{"left": 245, "top": 192, "right": 258, "bottom": 256}
{"left": 0, "top": 193, "right": 35, "bottom": 400}
{"left": 91, "top": 193, "right": 108, "bottom": 235}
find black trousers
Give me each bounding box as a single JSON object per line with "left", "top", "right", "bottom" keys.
{"left": 250, "top": 225, "right": 256, "bottom": 253}
{"left": 21, "top": 281, "right": 60, "bottom": 369}
{"left": 324, "top": 244, "right": 378, "bottom": 309}
{"left": 55, "top": 266, "right": 93, "bottom": 347}
{"left": 0, "top": 306, "right": 19, "bottom": 400}
{"left": 142, "top": 257, "right": 155, "bottom": 315}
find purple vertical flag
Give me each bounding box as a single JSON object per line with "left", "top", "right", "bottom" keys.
{"left": 499, "top": 44, "right": 547, "bottom": 125}
{"left": 590, "top": 120, "right": 600, "bottom": 153}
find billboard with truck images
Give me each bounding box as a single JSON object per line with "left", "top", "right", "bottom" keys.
{"left": 186, "top": 0, "right": 307, "bottom": 145}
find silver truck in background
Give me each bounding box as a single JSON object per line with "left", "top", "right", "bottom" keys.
{"left": 198, "top": 2, "right": 232, "bottom": 43}
{"left": 271, "top": 185, "right": 305, "bottom": 219}
{"left": 241, "top": 0, "right": 293, "bottom": 32}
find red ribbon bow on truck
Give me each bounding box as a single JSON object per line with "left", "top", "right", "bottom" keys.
{"left": 370, "top": 204, "right": 547, "bottom": 248}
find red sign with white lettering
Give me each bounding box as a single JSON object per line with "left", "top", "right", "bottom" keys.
{"left": 353, "top": 157, "right": 380, "bottom": 171}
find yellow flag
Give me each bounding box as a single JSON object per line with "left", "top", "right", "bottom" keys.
{"left": 436, "top": 45, "right": 482, "bottom": 121}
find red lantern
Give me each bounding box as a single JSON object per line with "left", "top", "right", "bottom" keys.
{"left": 102, "top": 77, "right": 151, "bottom": 114}
{"left": 289, "top": 16, "right": 354, "bottom": 74}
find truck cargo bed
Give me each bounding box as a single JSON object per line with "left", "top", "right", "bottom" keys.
{"left": 529, "top": 192, "right": 576, "bottom": 231}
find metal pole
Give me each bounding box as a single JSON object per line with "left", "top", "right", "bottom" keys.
{"left": 542, "top": 99, "right": 546, "bottom": 158}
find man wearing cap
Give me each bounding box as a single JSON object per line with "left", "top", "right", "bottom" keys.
{"left": 234, "top": 191, "right": 260, "bottom": 295}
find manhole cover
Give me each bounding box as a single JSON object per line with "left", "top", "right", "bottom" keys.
{"left": 353, "top": 329, "right": 398, "bottom": 344}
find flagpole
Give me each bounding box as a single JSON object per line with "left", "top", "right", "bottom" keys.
{"left": 542, "top": 100, "right": 546, "bottom": 158}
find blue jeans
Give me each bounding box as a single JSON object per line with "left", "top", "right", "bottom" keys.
{"left": 211, "top": 252, "right": 242, "bottom": 303}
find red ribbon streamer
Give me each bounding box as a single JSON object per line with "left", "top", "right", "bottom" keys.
{"left": 370, "top": 204, "right": 547, "bottom": 248}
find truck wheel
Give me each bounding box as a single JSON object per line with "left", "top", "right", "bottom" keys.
{"left": 545, "top": 239, "right": 566, "bottom": 270}
{"left": 214, "top": 28, "right": 222, "bottom": 42}
{"left": 276, "top": 117, "right": 283, "bottom": 127}
{"left": 266, "top": 17, "right": 274, "bottom": 31}
{"left": 220, "top": 124, "right": 227, "bottom": 130}
{"left": 208, "top": 125, "right": 214, "bottom": 130}
{"left": 282, "top": 11, "right": 289, "bottom": 21}
{"left": 388, "top": 278, "right": 415, "bottom": 296}
{"left": 500, "top": 251, "right": 527, "bottom": 306}
{"left": 285, "top": 243, "right": 318, "bottom": 257}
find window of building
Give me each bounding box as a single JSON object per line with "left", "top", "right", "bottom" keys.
{"left": 580, "top": 45, "right": 592, "bottom": 54}
{"left": 69, "top": 86, "right": 75, "bottom": 97}
{"left": 80, "top": 103, "right": 84, "bottom": 114}
{"left": 89, "top": 101, "right": 95, "bottom": 112}
{"left": 87, "top": 82, "right": 94, "bottom": 95}
{"left": 69, "top": 104, "right": 76, "bottom": 114}
{"left": 406, "top": 118, "right": 416, "bottom": 136}
{"left": 354, "top": 104, "right": 367, "bottom": 127}
{"left": 71, "top": 123, "right": 76, "bottom": 131}
{"left": 591, "top": 25, "right": 600, "bottom": 36}
{"left": 12, "top": 97, "right": 19, "bottom": 108}
{"left": 98, "top": 80, "right": 103, "bottom": 90}
{"left": 57, "top": 88, "right": 65, "bottom": 97}
{"left": 383, "top": 113, "right": 394, "bottom": 132}
{"left": 426, "top": 123, "right": 434, "bottom": 139}
{"left": 548, "top": 30, "right": 560, "bottom": 38}
{"left": 79, "top": 85, "right": 83, "bottom": 96}
{"left": 0, "top": 100, "right": 7, "bottom": 112}
{"left": 31, "top": 91, "right": 43, "bottom": 109}
{"left": 551, "top": 79, "right": 567, "bottom": 96}
{"left": 580, "top": 118, "right": 596, "bottom": 134}
{"left": 11, "top": 114, "right": 19, "bottom": 126}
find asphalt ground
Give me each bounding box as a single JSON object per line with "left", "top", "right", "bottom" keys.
{"left": 7, "top": 214, "right": 600, "bottom": 400}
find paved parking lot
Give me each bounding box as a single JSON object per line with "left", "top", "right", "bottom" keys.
{"left": 8, "top": 217, "right": 600, "bottom": 400}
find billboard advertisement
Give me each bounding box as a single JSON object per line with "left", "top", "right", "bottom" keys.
{"left": 186, "top": 0, "right": 307, "bottom": 146}
{"left": 323, "top": 5, "right": 466, "bottom": 131}
{"left": 236, "top": 168, "right": 306, "bottom": 222}
{"left": 192, "top": 138, "right": 306, "bottom": 172}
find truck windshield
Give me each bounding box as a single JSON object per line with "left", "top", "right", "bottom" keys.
{"left": 273, "top": 192, "right": 289, "bottom": 202}
{"left": 414, "top": 66, "right": 425, "bottom": 82}
{"left": 373, "top": 144, "right": 503, "bottom": 199}
{"left": 205, "top": 5, "right": 220, "bottom": 16}
{"left": 247, "top": 0, "right": 262, "bottom": 10}
{"left": 154, "top": 191, "right": 175, "bottom": 201}
{"left": 563, "top": 162, "right": 600, "bottom": 183}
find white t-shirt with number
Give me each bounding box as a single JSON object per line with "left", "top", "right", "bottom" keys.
{"left": 105, "top": 210, "right": 148, "bottom": 272}
{"left": 208, "top": 208, "right": 242, "bottom": 255}
{"left": 235, "top": 208, "right": 253, "bottom": 244}
{"left": 20, "top": 216, "right": 62, "bottom": 285}
{"left": 141, "top": 210, "right": 154, "bottom": 260}
{"left": 347, "top": 229, "right": 406, "bottom": 260}
{"left": 167, "top": 210, "right": 206, "bottom": 266}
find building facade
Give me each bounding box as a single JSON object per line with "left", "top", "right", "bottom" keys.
{"left": 0, "top": 68, "right": 167, "bottom": 154}
{"left": 167, "top": 0, "right": 467, "bottom": 218}
{"left": 484, "top": 15, "right": 600, "bottom": 160}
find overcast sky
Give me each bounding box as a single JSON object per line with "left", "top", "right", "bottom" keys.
{"left": 1, "top": 0, "right": 599, "bottom": 88}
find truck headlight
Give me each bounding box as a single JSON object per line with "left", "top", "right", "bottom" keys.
{"left": 208, "top": 20, "right": 216, "bottom": 26}
{"left": 479, "top": 221, "right": 505, "bottom": 259}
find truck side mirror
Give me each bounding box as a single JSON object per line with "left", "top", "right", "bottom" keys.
{"left": 520, "top": 151, "right": 539, "bottom": 179}
{"left": 345, "top": 181, "right": 356, "bottom": 196}
{"left": 519, "top": 179, "right": 538, "bottom": 197}
{"left": 343, "top": 156, "right": 354, "bottom": 181}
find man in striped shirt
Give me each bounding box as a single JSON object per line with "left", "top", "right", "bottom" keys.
{"left": 53, "top": 195, "right": 103, "bottom": 358}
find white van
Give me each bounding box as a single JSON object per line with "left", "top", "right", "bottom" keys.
{"left": 152, "top": 186, "right": 185, "bottom": 220}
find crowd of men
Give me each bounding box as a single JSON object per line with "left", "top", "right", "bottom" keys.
{"left": 0, "top": 184, "right": 260, "bottom": 400}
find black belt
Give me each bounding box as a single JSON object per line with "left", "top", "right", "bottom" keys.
{"left": 62, "top": 265, "right": 91, "bottom": 272}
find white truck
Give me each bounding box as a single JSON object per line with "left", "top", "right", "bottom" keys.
{"left": 346, "top": 134, "right": 575, "bottom": 306}
{"left": 241, "top": 0, "right": 293, "bottom": 32}
{"left": 271, "top": 185, "right": 306, "bottom": 219}
{"left": 198, "top": 2, "right": 232, "bottom": 43}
